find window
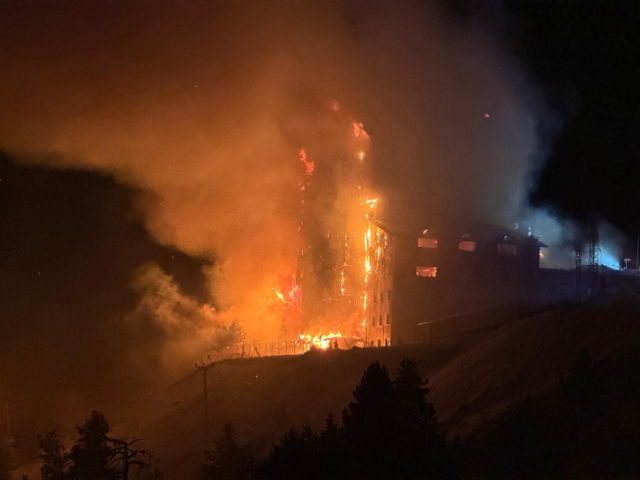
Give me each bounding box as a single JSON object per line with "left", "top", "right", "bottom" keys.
{"left": 497, "top": 243, "right": 517, "bottom": 256}
{"left": 373, "top": 293, "right": 377, "bottom": 303}
{"left": 380, "top": 292, "right": 384, "bottom": 303}
{"left": 378, "top": 315, "right": 382, "bottom": 326}
{"left": 418, "top": 238, "right": 438, "bottom": 248}
{"left": 377, "top": 339, "right": 382, "bottom": 347}
{"left": 459, "top": 240, "right": 476, "bottom": 252}
{"left": 387, "top": 289, "right": 391, "bottom": 302}
{"left": 416, "top": 266, "right": 438, "bottom": 277}
{"left": 385, "top": 338, "right": 390, "bottom": 347}
{"left": 386, "top": 313, "right": 391, "bottom": 325}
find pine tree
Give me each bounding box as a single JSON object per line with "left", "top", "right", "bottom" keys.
{"left": 317, "top": 413, "right": 343, "bottom": 479}
{"left": 66, "top": 411, "right": 117, "bottom": 480}
{"left": 38, "top": 430, "right": 68, "bottom": 480}
{"left": 394, "top": 358, "right": 447, "bottom": 478}
{"left": 203, "top": 423, "right": 255, "bottom": 480}
{"left": 341, "top": 361, "right": 404, "bottom": 479}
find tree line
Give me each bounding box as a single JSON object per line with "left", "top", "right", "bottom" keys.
{"left": 4, "top": 349, "right": 638, "bottom": 479}
{"left": 203, "top": 358, "right": 454, "bottom": 480}
{"left": 202, "top": 350, "right": 640, "bottom": 479}
{"left": 37, "top": 411, "right": 155, "bottom": 480}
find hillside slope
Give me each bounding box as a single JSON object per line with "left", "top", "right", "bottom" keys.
{"left": 63, "top": 294, "right": 640, "bottom": 479}
{"left": 119, "top": 336, "right": 485, "bottom": 479}
{"left": 429, "top": 294, "right": 640, "bottom": 439}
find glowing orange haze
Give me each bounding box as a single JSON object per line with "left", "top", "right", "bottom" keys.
{"left": 0, "top": 1, "right": 539, "bottom": 349}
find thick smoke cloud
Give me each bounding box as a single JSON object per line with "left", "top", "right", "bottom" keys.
{"left": 0, "top": 1, "right": 544, "bottom": 342}
{"left": 0, "top": 152, "right": 215, "bottom": 439}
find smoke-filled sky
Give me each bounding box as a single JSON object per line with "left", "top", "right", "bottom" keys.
{"left": 1, "top": 0, "right": 639, "bottom": 425}
{"left": 0, "top": 0, "right": 539, "bottom": 334}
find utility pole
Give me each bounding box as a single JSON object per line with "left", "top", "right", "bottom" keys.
{"left": 195, "top": 357, "right": 214, "bottom": 447}
{"left": 575, "top": 243, "right": 582, "bottom": 303}
{"left": 5, "top": 401, "right": 9, "bottom": 438}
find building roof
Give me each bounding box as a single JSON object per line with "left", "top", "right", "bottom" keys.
{"left": 370, "top": 216, "right": 548, "bottom": 247}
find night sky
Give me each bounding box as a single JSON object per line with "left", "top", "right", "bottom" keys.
{"left": 507, "top": 1, "right": 640, "bottom": 233}
{"left": 1, "top": 0, "right": 639, "bottom": 432}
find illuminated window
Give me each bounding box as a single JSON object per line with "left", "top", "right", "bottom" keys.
{"left": 416, "top": 266, "right": 437, "bottom": 277}
{"left": 386, "top": 313, "right": 391, "bottom": 325}
{"left": 418, "top": 238, "right": 438, "bottom": 248}
{"left": 459, "top": 234, "right": 476, "bottom": 252}
{"left": 497, "top": 243, "right": 517, "bottom": 256}
{"left": 459, "top": 240, "right": 476, "bottom": 252}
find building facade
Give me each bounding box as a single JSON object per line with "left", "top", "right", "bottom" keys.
{"left": 364, "top": 220, "right": 545, "bottom": 347}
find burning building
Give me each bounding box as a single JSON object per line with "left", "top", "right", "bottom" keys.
{"left": 364, "top": 219, "right": 545, "bottom": 347}
{"left": 275, "top": 107, "right": 546, "bottom": 352}
{"left": 292, "top": 117, "right": 373, "bottom": 346}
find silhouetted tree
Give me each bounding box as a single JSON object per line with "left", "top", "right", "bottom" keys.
{"left": 214, "top": 320, "right": 247, "bottom": 351}
{"left": 107, "top": 437, "right": 153, "bottom": 480}
{"left": 258, "top": 360, "right": 452, "bottom": 479}
{"left": 203, "top": 423, "right": 255, "bottom": 480}
{"left": 259, "top": 424, "right": 319, "bottom": 480}
{"left": 38, "top": 430, "right": 68, "bottom": 480}
{"left": 394, "top": 358, "right": 448, "bottom": 478}
{"left": 341, "top": 361, "right": 405, "bottom": 479}
{"left": 316, "top": 414, "right": 343, "bottom": 479}
{"left": 66, "top": 411, "right": 117, "bottom": 480}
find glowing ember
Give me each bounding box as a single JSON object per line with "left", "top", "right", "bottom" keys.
{"left": 299, "top": 148, "right": 315, "bottom": 175}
